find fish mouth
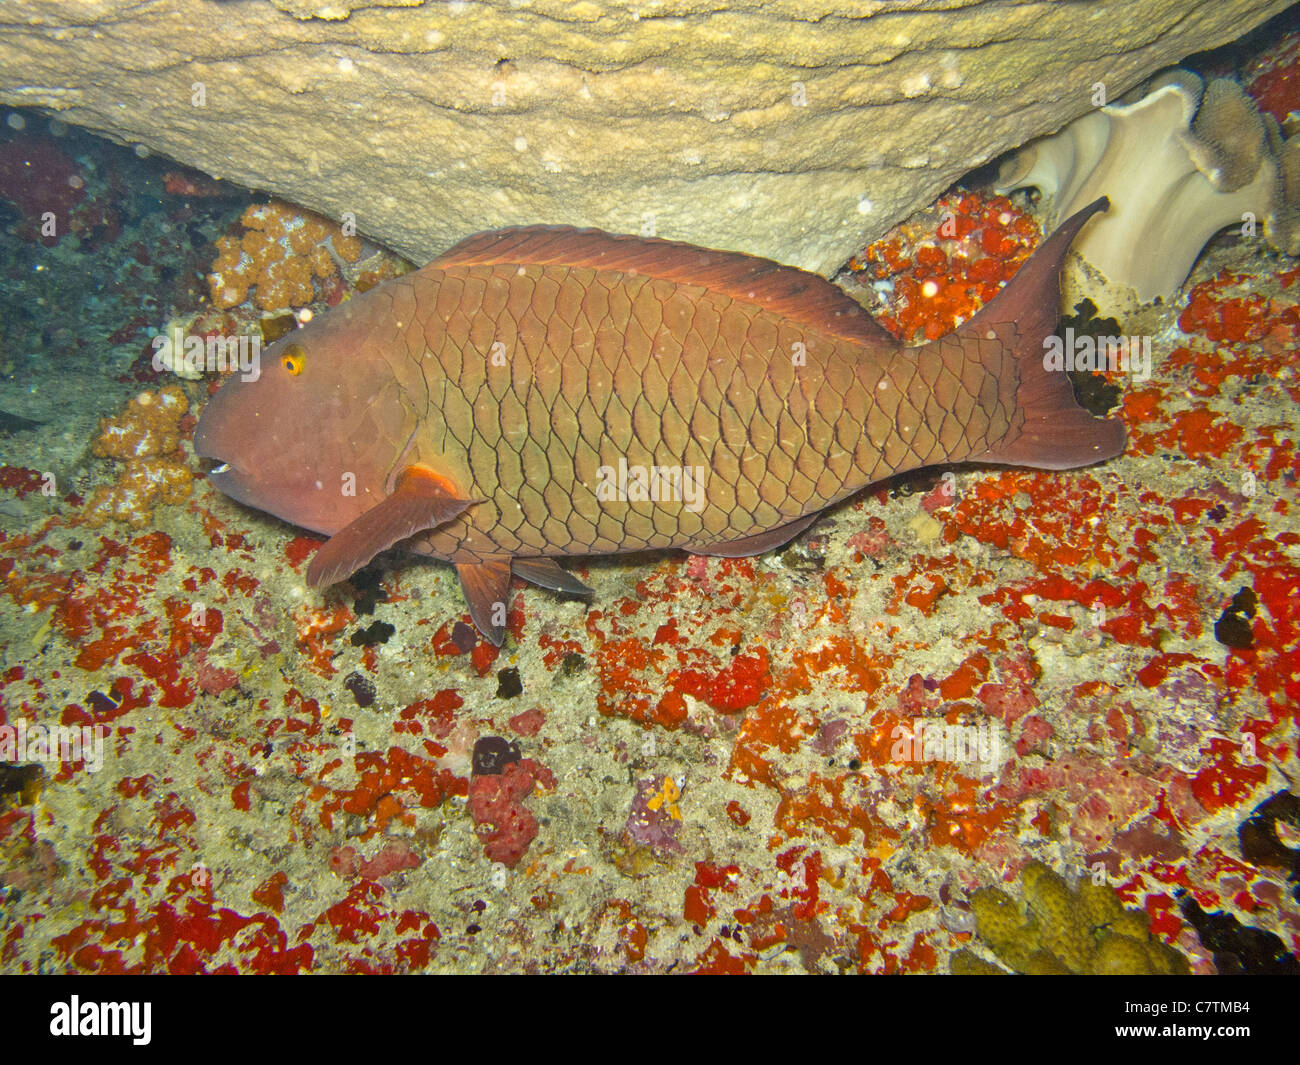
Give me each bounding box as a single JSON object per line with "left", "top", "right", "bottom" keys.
{"left": 195, "top": 447, "right": 257, "bottom": 507}
{"left": 195, "top": 452, "right": 337, "bottom": 538}
{"left": 201, "top": 458, "right": 238, "bottom": 486}
{"left": 194, "top": 411, "right": 247, "bottom": 493}
{"left": 193, "top": 431, "right": 235, "bottom": 479}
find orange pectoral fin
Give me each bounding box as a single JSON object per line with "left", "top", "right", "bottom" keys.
{"left": 306, "top": 465, "right": 477, "bottom": 588}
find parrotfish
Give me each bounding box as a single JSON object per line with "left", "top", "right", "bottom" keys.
{"left": 195, "top": 198, "right": 1124, "bottom": 644}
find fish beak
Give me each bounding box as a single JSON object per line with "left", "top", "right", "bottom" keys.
{"left": 203, "top": 459, "right": 238, "bottom": 490}
{"left": 199, "top": 451, "right": 239, "bottom": 480}
{"left": 200, "top": 457, "right": 265, "bottom": 513}
{"left": 194, "top": 430, "right": 255, "bottom": 504}
{"left": 199, "top": 454, "right": 236, "bottom": 487}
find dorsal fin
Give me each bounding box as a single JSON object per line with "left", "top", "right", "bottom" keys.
{"left": 432, "top": 225, "right": 896, "bottom": 348}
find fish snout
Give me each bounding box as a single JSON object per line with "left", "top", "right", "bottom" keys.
{"left": 194, "top": 385, "right": 263, "bottom": 506}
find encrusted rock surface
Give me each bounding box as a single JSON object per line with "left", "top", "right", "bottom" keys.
{"left": 0, "top": 0, "right": 1292, "bottom": 272}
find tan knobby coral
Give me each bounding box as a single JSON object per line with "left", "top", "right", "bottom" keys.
{"left": 81, "top": 387, "right": 192, "bottom": 529}
{"left": 996, "top": 71, "right": 1295, "bottom": 319}
{"left": 208, "top": 202, "right": 364, "bottom": 312}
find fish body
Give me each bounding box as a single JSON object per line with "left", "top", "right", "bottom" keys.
{"left": 195, "top": 200, "right": 1124, "bottom": 643}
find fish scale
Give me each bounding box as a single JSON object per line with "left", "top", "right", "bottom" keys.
{"left": 397, "top": 262, "right": 938, "bottom": 561}
{"left": 194, "top": 199, "right": 1125, "bottom": 643}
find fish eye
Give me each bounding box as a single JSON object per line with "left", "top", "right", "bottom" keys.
{"left": 281, "top": 344, "right": 305, "bottom": 376}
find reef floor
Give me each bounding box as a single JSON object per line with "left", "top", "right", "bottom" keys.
{"left": 0, "top": 83, "right": 1297, "bottom": 975}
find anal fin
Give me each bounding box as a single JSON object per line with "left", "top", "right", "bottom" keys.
{"left": 307, "top": 464, "right": 477, "bottom": 588}
{"left": 456, "top": 559, "right": 513, "bottom": 646}
{"left": 512, "top": 557, "right": 593, "bottom": 597}
{"left": 688, "top": 514, "right": 818, "bottom": 558}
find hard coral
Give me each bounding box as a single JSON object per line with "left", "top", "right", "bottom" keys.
{"left": 950, "top": 861, "right": 1190, "bottom": 975}
{"left": 997, "top": 70, "right": 1296, "bottom": 319}
{"left": 81, "top": 387, "right": 192, "bottom": 529}
{"left": 151, "top": 308, "right": 244, "bottom": 381}
{"left": 207, "top": 202, "right": 363, "bottom": 312}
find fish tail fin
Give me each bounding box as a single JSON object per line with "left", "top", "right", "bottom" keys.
{"left": 960, "top": 197, "right": 1126, "bottom": 470}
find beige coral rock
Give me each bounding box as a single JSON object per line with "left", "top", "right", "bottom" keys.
{"left": 0, "top": 1, "right": 1291, "bottom": 275}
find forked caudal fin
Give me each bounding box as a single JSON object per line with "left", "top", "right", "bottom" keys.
{"left": 962, "top": 197, "right": 1127, "bottom": 470}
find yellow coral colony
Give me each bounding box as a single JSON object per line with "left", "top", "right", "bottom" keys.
{"left": 82, "top": 387, "right": 192, "bottom": 529}
{"left": 950, "top": 862, "right": 1191, "bottom": 975}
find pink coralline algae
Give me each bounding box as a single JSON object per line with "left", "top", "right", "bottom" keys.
{"left": 193, "top": 650, "right": 239, "bottom": 695}
{"left": 896, "top": 673, "right": 941, "bottom": 717}
{"left": 976, "top": 653, "right": 1039, "bottom": 727}
{"left": 508, "top": 707, "right": 546, "bottom": 736}
{"left": 330, "top": 841, "right": 423, "bottom": 881}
